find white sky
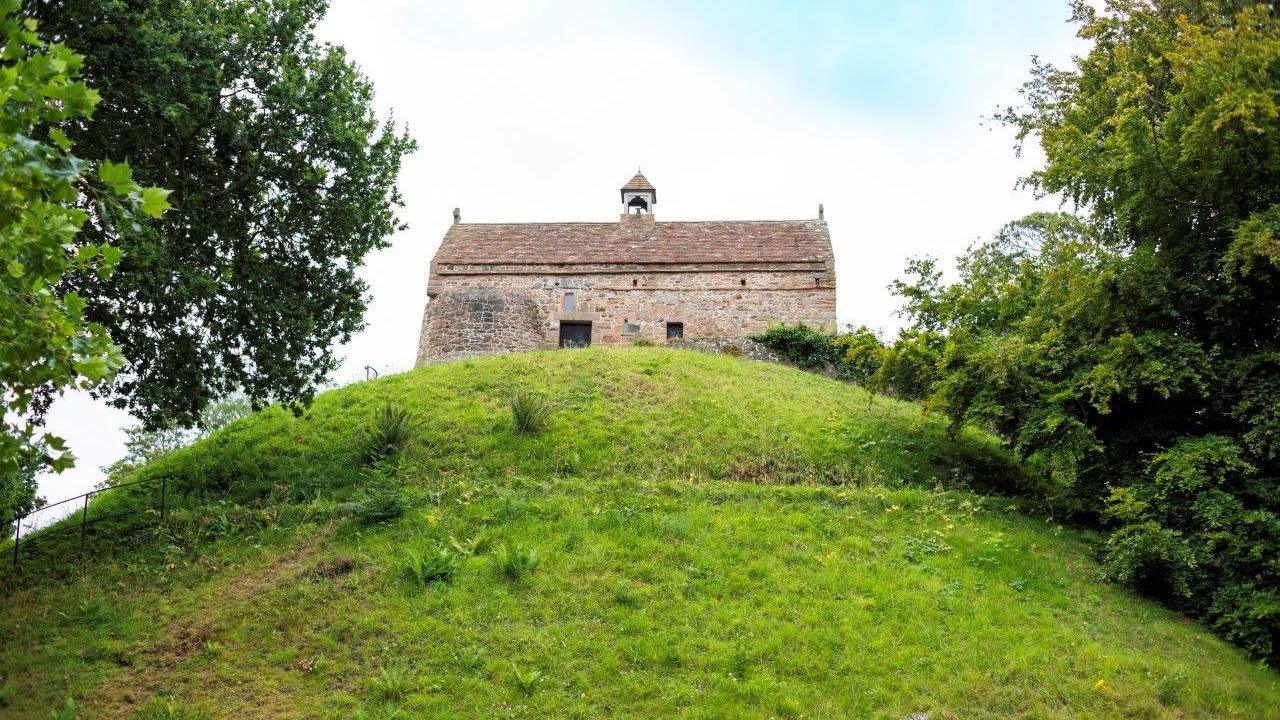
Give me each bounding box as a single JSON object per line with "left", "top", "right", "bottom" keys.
{"left": 34, "top": 1, "right": 1083, "bottom": 515}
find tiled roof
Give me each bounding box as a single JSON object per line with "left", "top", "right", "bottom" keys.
{"left": 621, "top": 171, "right": 655, "bottom": 192}
{"left": 433, "top": 219, "right": 832, "bottom": 266}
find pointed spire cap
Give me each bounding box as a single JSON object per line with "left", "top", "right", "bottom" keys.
{"left": 621, "top": 170, "right": 656, "bottom": 203}
{"left": 621, "top": 170, "right": 654, "bottom": 191}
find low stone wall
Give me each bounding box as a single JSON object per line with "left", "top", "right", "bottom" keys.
{"left": 666, "top": 337, "right": 785, "bottom": 364}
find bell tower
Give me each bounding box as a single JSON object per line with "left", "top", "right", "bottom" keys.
{"left": 620, "top": 170, "right": 656, "bottom": 215}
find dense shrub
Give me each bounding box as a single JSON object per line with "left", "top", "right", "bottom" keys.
{"left": 1, "top": 445, "right": 43, "bottom": 536}
{"left": 750, "top": 323, "right": 840, "bottom": 369}
{"left": 753, "top": 323, "right": 937, "bottom": 400}
{"left": 874, "top": 330, "right": 943, "bottom": 402}
{"left": 1102, "top": 437, "right": 1280, "bottom": 659}
{"left": 831, "top": 326, "right": 884, "bottom": 385}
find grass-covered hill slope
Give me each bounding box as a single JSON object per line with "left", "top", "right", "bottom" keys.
{"left": 2, "top": 348, "right": 1278, "bottom": 719}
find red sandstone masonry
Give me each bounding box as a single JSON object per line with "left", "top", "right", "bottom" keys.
{"left": 415, "top": 214, "right": 836, "bottom": 364}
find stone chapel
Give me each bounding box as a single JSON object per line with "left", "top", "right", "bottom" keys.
{"left": 415, "top": 171, "right": 835, "bottom": 363}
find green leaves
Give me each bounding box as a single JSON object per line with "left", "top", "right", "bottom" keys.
{"left": 100, "top": 159, "right": 171, "bottom": 218}
{"left": 139, "top": 187, "right": 172, "bottom": 218}
{"left": 0, "top": 4, "right": 167, "bottom": 509}
{"left": 98, "top": 159, "right": 135, "bottom": 193}
{"left": 29, "top": 0, "right": 414, "bottom": 431}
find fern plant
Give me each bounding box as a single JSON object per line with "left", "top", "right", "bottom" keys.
{"left": 509, "top": 392, "right": 551, "bottom": 434}
{"left": 360, "top": 401, "right": 414, "bottom": 465}
{"left": 405, "top": 547, "right": 460, "bottom": 585}
{"left": 367, "top": 664, "right": 418, "bottom": 702}
{"left": 494, "top": 544, "right": 540, "bottom": 581}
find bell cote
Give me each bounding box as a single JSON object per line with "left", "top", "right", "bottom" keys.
{"left": 620, "top": 170, "right": 656, "bottom": 215}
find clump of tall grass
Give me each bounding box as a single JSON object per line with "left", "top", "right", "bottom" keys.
{"left": 360, "top": 401, "right": 414, "bottom": 465}
{"left": 510, "top": 392, "right": 551, "bottom": 434}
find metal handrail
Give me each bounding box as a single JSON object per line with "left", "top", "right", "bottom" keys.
{"left": 5, "top": 473, "right": 170, "bottom": 569}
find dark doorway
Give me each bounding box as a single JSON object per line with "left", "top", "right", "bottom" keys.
{"left": 559, "top": 321, "right": 592, "bottom": 348}
{"left": 666, "top": 322, "right": 684, "bottom": 339}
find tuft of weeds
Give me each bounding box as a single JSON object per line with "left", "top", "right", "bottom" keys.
{"left": 366, "top": 664, "right": 418, "bottom": 702}
{"left": 510, "top": 661, "right": 543, "bottom": 695}
{"left": 350, "top": 482, "right": 407, "bottom": 526}
{"left": 903, "top": 535, "right": 951, "bottom": 563}
{"left": 404, "top": 547, "right": 460, "bottom": 585}
{"left": 360, "top": 401, "right": 414, "bottom": 465}
{"left": 0, "top": 680, "right": 13, "bottom": 707}
{"left": 510, "top": 392, "right": 551, "bottom": 434}
{"left": 138, "top": 696, "right": 208, "bottom": 719}
{"left": 355, "top": 704, "right": 409, "bottom": 720}
{"left": 448, "top": 531, "right": 490, "bottom": 557}
{"left": 493, "top": 544, "right": 540, "bottom": 581}
{"left": 50, "top": 697, "right": 80, "bottom": 720}
{"left": 456, "top": 647, "right": 485, "bottom": 672}
{"left": 1157, "top": 670, "right": 1189, "bottom": 706}
{"left": 60, "top": 596, "right": 110, "bottom": 625}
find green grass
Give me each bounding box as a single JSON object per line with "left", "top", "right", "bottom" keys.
{"left": 1, "top": 348, "right": 1277, "bottom": 718}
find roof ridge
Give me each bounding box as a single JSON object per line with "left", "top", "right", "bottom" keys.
{"left": 450, "top": 218, "right": 823, "bottom": 226}
{"left": 435, "top": 217, "right": 833, "bottom": 265}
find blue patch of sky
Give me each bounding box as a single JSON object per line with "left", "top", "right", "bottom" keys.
{"left": 651, "top": 0, "right": 1077, "bottom": 124}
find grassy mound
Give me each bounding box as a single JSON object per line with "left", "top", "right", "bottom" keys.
{"left": 1, "top": 348, "right": 1277, "bottom": 719}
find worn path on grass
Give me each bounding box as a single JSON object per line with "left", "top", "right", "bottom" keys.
{"left": 87, "top": 523, "right": 337, "bottom": 717}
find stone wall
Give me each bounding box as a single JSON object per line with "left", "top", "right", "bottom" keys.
{"left": 417, "top": 288, "right": 543, "bottom": 362}
{"left": 666, "top": 338, "right": 786, "bottom": 363}
{"left": 416, "top": 263, "right": 835, "bottom": 364}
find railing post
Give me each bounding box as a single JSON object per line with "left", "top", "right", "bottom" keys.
{"left": 79, "top": 493, "right": 90, "bottom": 553}
{"left": 160, "top": 475, "right": 168, "bottom": 522}
{"left": 12, "top": 517, "right": 20, "bottom": 569}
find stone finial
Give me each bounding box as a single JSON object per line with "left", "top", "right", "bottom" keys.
{"left": 818, "top": 203, "right": 824, "bottom": 221}
{"left": 453, "top": 207, "right": 461, "bottom": 224}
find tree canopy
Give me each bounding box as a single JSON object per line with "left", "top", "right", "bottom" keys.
{"left": 0, "top": 0, "right": 169, "bottom": 524}
{"left": 899, "top": 0, "right": 1280, "bottom": 662}
{"left": 24, "top": 0, "right": 416, "bottom": 429}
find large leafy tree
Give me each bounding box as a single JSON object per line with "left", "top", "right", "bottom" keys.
{"left": 894, "top": 1, "right": 1280, "bottom": 661}
{"left": 23, "top": 0, "right": 416, "bottom": 428}
{"left": 0, "top": 0, "right": 168, "bottom": 523}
